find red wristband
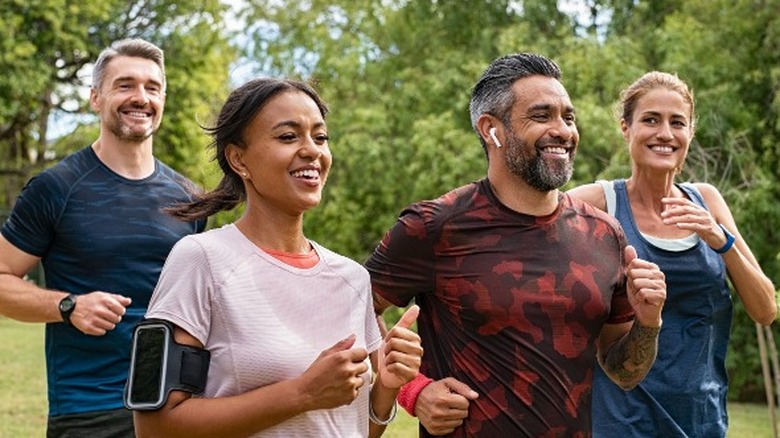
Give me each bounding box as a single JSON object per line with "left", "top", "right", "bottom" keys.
{"left": 397, "top": 373, "right": 434, "bottom": 416}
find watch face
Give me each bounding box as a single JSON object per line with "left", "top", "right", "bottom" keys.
{"left": 60, "top": 296, "right": 75, "bottom": 312}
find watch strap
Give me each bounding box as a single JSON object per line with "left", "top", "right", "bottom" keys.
{"left": 59, "top": 293, "right": 77, "bottom": 326}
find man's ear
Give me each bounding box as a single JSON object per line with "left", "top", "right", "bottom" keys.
{"left": 89, "top": 88, "right": 100, "bottom": 112}
{"left": 476, "top": 115, "right": 502, "bottom": 148}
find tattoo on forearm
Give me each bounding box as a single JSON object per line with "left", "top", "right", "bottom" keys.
{"left": 603, "top": 323, "right": 661, "bottom": 388}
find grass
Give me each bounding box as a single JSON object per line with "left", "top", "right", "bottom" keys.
{"left": 1, "top": 317, "right": 776, "bottom": 437}
{"left": 385, "top": 405, "right": 778, "bottom": 437}
{"left": 729, "top": 402, "right": 778, "bottom": 438}
{"left": 0, "top": 318, "right": 47, "bottom": 437}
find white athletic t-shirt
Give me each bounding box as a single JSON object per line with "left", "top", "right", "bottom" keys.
{"left": 147, "top": 224, "right": 382, "bottom": 437}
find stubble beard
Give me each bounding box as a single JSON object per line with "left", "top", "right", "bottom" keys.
{"left": 504, "top": 134, "right": 574, "bottom": 192}
{"left": 106, "top": 109, "right": 159, "bottom": 143}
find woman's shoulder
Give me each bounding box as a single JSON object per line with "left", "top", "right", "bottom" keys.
{"left": 567, "top": 182, "right": 608, "bottom": 212}
{"left": 686, "top": 182, "right": 726, "bottom": 204}
{"left": 170, "top": 224, "right": 244, "bottom": 257}
{"left": 684, "top": 182, "right": 731, "bottom": 220}
{"left": 313, "top": 242, "right": 364, "bottom": 270}
{"left": 687, "top": 181, "right": 719, "bottom": 195}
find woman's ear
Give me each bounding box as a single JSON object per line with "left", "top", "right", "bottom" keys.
{"left": 620, "top": 119, "right": 631, "bottom": 141}
{"left": 225, "top": 144, "right": 247, "bottom": 178}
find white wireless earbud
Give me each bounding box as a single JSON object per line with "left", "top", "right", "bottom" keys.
{"left": 489, "top": 127, "right": 502, "bottom": 148}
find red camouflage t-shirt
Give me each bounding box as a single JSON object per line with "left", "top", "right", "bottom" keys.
{"left": 366, "top": 179, "right": 634, "bottom": 437}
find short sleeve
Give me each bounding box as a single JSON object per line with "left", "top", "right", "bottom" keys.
{"left": 1, "top": 174, "right": 63, "bottom": 257}
{"left": 364, "top": 281, "right": 383, "bottom": 355}
{"left": 146, "top": 236, "right": 215, "bottom": 344}
{"left": 365, "top": 204, "right": 436, "bottom": 308}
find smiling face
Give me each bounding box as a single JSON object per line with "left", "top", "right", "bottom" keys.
{"left": 503, "top": 75, "right": 579, "bottom": 191}
{"left": 90, "top": 55, "right": 165, "bottom": 143}
{"left": 622, "top": 88, "right": 693, "bottom": 173}
{"left": 229, "top": 90, "right": 331, "bottom": 216}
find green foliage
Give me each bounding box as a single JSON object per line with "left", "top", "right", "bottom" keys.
{"left": 0, "top": 0, "right": 235, "bottom": 209}
{"left": 0, "top": 1, "right": 110, "bottom": 206}
{"left": 152, "top": 21, "right": 235, "bottom": 186}
{"left": 728, "top": 301, "right": 771, "bottom": 401}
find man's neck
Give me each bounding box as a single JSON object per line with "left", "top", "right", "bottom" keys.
{"left": 91, "top": 136, "right": 156, "bottom": 180}
{"left": 487, "top": 169, "right": 560, "bottom": 216}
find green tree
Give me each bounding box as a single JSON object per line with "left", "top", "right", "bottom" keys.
{"left": 0, "top": 0, "right": 236, "bottom": 210}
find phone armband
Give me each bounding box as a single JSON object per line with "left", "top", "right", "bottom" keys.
{"left": 124, "top": 319, "right": 210, "bottom": 411}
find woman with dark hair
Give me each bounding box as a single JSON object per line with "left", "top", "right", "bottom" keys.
{"left": 134, "top": 78, "right": 422, "bottom": 438}
{"left": 569, "top": 71, "right": 776, "bottom": 437}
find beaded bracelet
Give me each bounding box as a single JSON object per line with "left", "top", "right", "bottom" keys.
{"left": 368, "top": 400, "right": 398, "bottom": 426}
{"left": 713, "top": 224, "right": 736, "bottom": 254}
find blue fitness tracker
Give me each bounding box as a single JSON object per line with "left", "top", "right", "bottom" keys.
{"left": 713, "top": 224, "right": 736, "bottom": 254}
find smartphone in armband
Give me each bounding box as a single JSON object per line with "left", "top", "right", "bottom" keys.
{"left": 124, "top": 319, "right": 210, "bottom": 411}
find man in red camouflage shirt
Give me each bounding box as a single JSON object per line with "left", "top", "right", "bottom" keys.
{"left": 366, "top": 53, "right": 667, "bottom": 437}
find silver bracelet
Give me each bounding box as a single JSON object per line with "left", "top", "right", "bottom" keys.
{"left": 368, "top": 400, "right": 397, "bottom": 426}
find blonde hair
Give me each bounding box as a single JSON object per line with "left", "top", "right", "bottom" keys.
{"left": 618, "top": 71, "right": 695, "bottom": 133}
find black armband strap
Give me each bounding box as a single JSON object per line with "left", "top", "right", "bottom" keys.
{"left": 124, "top": 319, "right": 210, "bottom": 411}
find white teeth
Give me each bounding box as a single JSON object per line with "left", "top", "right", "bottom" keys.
{"left": 126, "top": 111, "right": 150, "bottom": 118}
{"left": 291, "top": 169, "right": 319, "bottom": 179}
{"left": 542, "top": 147, "right": 567, "bottom": 155}
{"left": 650, "top": 145, "right": 674, "bottom": 153}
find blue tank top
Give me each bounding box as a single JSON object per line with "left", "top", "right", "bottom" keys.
{"left": 591, "top": 179, "right": 732, "bottom": 438}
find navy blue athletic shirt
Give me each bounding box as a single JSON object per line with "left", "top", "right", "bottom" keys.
{"left": 2, "top": 146, "right": 206, "bottom": 416}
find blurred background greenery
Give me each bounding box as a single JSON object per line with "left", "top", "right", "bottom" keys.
{"left": 1, "top": 0, "right": 779, "bottom": 430}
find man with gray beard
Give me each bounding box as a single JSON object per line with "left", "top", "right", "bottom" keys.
{"left": 366, "top": 53, "right": 667, "bottom": 437}
{"left": 0, "top": 39, "right": 205, "bottom": 437}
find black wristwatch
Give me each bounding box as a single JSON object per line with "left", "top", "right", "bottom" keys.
{"left": 59, "top": 294, "right": 77, "bottom": 326}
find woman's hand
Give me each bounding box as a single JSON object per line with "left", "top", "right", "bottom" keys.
{"left": 296, "top": 334, "right": 370, "bottom": 410}
{"left": 661, "top": 197, "right": 729, "bottom": 248}
{"left": 377, "top": 305, "right": 422, "bottom": 389}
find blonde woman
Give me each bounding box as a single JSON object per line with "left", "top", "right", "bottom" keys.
{"left": 569, "top": 71, "right": 776, "bottom": 437}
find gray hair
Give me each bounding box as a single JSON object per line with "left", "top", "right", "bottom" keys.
{"left": 92, "top": 38, "right": 165, "bottom": 91}
{"left": 469, "top": 53, "right": 562, "bottom": 140}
